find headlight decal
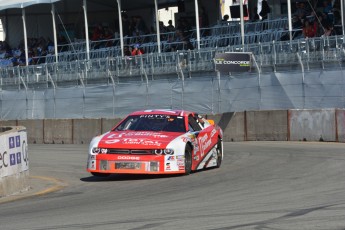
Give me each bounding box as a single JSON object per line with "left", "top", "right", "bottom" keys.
{"left": 101, "top": 148, "right": 108, "bottom": 154}
{"left": 92, "top": 147, "right": 100, "bottom": 154}
{"left": 164, "top": 148, "right": 174, "bottom": 155}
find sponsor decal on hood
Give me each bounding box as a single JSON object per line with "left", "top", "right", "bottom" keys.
{"left": 98, "top": 131, "right": 182, "bottom": 148}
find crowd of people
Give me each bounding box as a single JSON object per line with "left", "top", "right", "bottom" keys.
{"left": 286, "top": 0, "right": 342, "bottom": 40}
{"left": 0, "top": 1, "right": 343, "bottom": 68}
{"left": 0, "top": 37, "right": 56, "bottom": 68}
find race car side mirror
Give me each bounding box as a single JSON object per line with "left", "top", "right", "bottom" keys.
{"left": 207, "top": 120, "right": 215, "bottom": 125}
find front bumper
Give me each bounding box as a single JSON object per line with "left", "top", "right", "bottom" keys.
{"left": 87, "top": 154, "right": 186, "bottom": 175}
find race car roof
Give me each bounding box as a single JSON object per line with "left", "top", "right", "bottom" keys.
{"left": 129, "top": 110, "right": 193, "bottom": 117}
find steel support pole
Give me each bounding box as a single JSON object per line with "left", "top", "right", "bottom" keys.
{"left": 194, "top": 0, "right": 201, "bottom": 50}
{"left": 51, "top": 4, "right": 58, "bottom": 63}
{"left": 288, "top": 0, "right": 292, "bottom": 41}
{"left": 341, "top": 0, "right": 344, "bottom": 36}
{"left": 83, "top": 0, "right": 90, "bottom": 61}
{"left": 240, "top": 0, "right": 244, "bottom": 47}
{"left": 116, "top": 0, "right": 124, "bottom": 57}
{"left": 154, "top": 0, "right": 161, "bottom": 53}
{"left": 22, "top": 8, "right": 29, "bottom": 66}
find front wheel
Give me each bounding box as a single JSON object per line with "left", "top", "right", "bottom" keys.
{"left": 216, "top": 139, "right": 223, "bottom": 168}
{"left": 184, "top": 145, "right": 192, "bottom": 175}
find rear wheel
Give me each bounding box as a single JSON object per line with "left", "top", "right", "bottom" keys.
{"left": 184, "top": 145, "right": 192, "bottom": 175}
{"left": 216, "top": 139, "right": 223, "bottom": 168}
{"left": 91, "top": 172, "right": 110, "bottom": 177}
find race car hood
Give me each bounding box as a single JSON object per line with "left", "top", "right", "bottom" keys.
{"left": 97, "top": 131, "right": 183, "bottom": 149}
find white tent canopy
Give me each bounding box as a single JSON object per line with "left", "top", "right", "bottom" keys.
{"left": 0, "top": 0, "right": 60, "bottom": 11}
{"left": 0, "top": 0, "right": 61, "bottom": 65}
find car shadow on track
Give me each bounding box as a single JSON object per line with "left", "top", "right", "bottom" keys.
{"left": 80, "top": 173, "right": 184, "bottom": 182}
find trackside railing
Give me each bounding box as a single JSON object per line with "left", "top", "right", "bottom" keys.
{"left": 0, "top": 35, "right": 345, "bottom": 88}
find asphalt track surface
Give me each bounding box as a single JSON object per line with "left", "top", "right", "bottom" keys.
{"left": 0, "top": 142, "right": 345, "bottom": 230}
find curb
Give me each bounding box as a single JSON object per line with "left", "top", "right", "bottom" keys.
{"left": 0, "top": 175, "right": 67, "bottom": 204}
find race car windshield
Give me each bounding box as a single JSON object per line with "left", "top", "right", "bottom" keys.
{"left": 114, "top": 115, "right": 186, "bottom": 132}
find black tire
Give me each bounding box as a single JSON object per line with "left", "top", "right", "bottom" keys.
{"left": 184, "top": 145, "right": 192, "bottom": 175}
{"left": 91, "top": 172, "right": 111, "bottom": 177}
{"left": 216, "top": 139, "right": 223, "bottom": 168}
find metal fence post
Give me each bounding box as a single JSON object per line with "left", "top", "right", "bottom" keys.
{"left": 297, "top": 53, "right": 305, "bottom": 109}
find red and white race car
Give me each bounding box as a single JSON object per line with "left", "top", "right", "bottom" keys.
{"left": 87, "top": 109, "right": 223, "bottom": 177}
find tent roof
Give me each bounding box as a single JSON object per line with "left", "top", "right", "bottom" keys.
{"left": 0, "top": 0, "right": 180, "bottom": 12}
{"left": 0, "top": 0, "right": 61, "bottom": 11}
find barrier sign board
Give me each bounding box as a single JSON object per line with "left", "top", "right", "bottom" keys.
{"left": 0, "top": 129, "right": 28, "bottom": 178}
{"left": 214, "top": 52, "right": 252, "bottom": 73}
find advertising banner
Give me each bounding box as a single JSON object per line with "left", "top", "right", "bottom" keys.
{"left": 0, "top": 129, "right": 28, "bottom": 178}
{"left": 214, "top": 52, "right": 252, "bottom": 73}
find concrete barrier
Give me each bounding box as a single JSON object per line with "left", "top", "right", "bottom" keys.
{"left": 0, "top": 120, "right": 17, "bottom": 127}
{"left": 336, "top": 109, "right": 345, "bottom": 143}
{"left": 101, "top": 118, "right": 123, "bottom": 134}
{"left": 208, "top": 112, "right": 245, "bottom": 142}
{"left": 44, "top": 119, "right": 73, "bottom": 144}
{"left": 72, "top": 119, "right": 102, "bottom": 144}
{"left": 289, "top": 109, "right": 336, "bottom": 141}
{"left": 246, "top": 110, "right": 288, "bottom": 141}
{"left": 18, "top": 120, "right": 44, "bottom": 144}
{"left": 1, "top": 109, "right": 344, "bottom": 144}
{"left": 0, "top": 126, "right": 29, "bottom": 197}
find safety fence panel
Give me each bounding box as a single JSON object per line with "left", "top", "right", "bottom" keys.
{"left": 1, "top": 69, "right": 345, "bottom": 120}
{"left": 219, "top": 74, "right": 261, "bottom": 113}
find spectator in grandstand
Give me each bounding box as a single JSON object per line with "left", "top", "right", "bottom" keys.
{"left": 259, "top": 0, "right": 270, "bottom": 21}
{"left": 302, "top": 19, "right": 318, "bottom": 38}
{"left": 322, "top": 23, "right": 337, "bottom": 37}
{"left": 0, "top": 46, "right": 9, "bottom": 67}
{"left": 315, "top": 11, "right": 331, "bottom": 36}
{"left": 280, "top": 15, "right": 303, "bottom": 40}
{"left": 159, "top": 21, "right": 167, "bottom": 34}
{"left": 294, "top": 2, "right": 309, "bottom": 20}
{"left": 103, "top": 27, "right": 115, "bottom": 47}
{"left": 16, "top": 48, "right": 27, "bottom": 66}
{"left": 58, "top": 34, "right": 68, "bottom": 52}
{"left": 131, "top": 44, "right": 144, "bottom": 56}
{"left": 322, "top": 0, "right": 333, "bottom": 15}
{"left": 92, "top": 24, "right": 106, "bottom": 49}
{"left": 34, "top": 45, "right": 47, "bottom": 64}
{"left": 92, "top": 24, "right": 105, "bottom": 41}
{"left": 221, "top": 14, "right": 229, "bottom": 23}
{"left": 292, "top": 15, "right": 304, "bottom": 39}
{"left": 123, "top": 46, "right": 131, "bottom": 57}
{"left": 166, "top": 20, "right": 175, "bottom": 32}
{"left": 159, "top": 21, "right": 168, "bottom": 40}
{"left": 94, "top": 25, "right": 104, "bottom": 40}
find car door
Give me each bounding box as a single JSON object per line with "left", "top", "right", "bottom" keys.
{"left": 187, "top": 114, "right": 215, "bottom": 167}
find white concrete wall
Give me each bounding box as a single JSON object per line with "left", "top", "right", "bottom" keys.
{"left": 0, "top": 126, "right": 29, "bottom": 197}
{"left": 289, "top": 109, "right": 337, "bottom": 142}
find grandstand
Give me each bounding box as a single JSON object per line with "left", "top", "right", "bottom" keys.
{"left": 0, "top": 0, "right": 344, "bottom": 119}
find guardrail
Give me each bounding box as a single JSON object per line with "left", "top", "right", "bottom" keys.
{"left": 0, "top": 35, "right": 344, "bottom": 88}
